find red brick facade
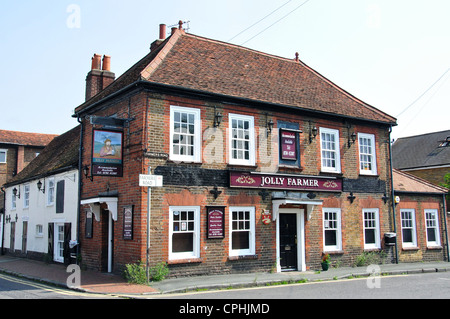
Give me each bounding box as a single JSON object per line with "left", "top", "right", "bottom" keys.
{"left": 74, "top": 26, "right": 447, "bottom": 277}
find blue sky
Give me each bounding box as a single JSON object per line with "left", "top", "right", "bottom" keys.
{"left": 1, "top": 0, "right": 449, "bottom": 141}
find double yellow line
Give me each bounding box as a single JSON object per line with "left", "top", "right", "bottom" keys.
{"left": 0, "top": 273, "right": 115, "bottom": 298}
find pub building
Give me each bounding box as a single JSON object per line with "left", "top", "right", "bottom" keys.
{"left": 74, "top": 23, "right": 401, "bottom": 276}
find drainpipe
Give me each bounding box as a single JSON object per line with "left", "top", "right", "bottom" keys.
{"left": 388, "top": 126, "right": 398, "bottom": 264}
{"left": 1, "top": 187, "right": 5, "bottom": 255}
{"left": 76, "top": 116, "right": 84, "bottom": 264}
{"left": 443, "top": 193, "right": 449, "bottom": 262}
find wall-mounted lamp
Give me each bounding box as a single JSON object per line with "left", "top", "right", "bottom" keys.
{"left": 13, "top": 187, "right": 20, "bottom": 199}
{"left": 266, "top": 118, "right": 274, "bottom": 137}
{"left": 347, "top": 124, "right": 357, "bottom": 147}
{"left": 382, "top": 193, "right": 389, "bottom": 204}
{"left": 37, "top": 180, "right": 45, "bottom": 193}
{"left": 214, "top": 107, "right": 223, "bottom": 127}
{"left": 83, "top": 165, "right": 94, "bottom": 181}
{"left": 309, "top": 121, "right": 318, "bottom": 143}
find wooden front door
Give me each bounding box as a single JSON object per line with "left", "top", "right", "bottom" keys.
{"left": 279, "top": 213, "right": 297, "bottom": 270}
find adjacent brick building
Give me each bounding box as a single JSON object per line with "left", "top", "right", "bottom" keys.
{"left": 72, "top": 23, "right": 446, "bottom": 276}
{"left": 0, "top": 130, "right": 58, "bottom": 215}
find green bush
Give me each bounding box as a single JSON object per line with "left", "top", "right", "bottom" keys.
{"left": 150, "top": 262, "right": 170, "bottom": 282}
{"left": 124, "top": 261, "right": 148, "bottom": 285}
{"left": 354, "top": 251, "right": 386, "bottom": 267}
{"left": 124, "top": 261, "right": 170, "bottom": 284}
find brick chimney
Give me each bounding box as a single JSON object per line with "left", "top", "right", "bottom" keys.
{"left": 150, "top": 24, "right": 167, "bottom": 52}
{"left": 85, "top": 54, "right": 115, "bottom": 101}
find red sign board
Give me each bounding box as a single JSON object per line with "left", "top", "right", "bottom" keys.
{"left": 207, "top": 206, "right": 225, "bottom": 239}
{"left": 280, "top": 129, "right": 297, "bottom": 160}
{"left": 230, "top": 171, "right": 342, "bottom": 192}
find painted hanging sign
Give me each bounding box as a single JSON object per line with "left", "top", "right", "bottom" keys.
{"left": 92, "top": 129, "right": 123, "bottom": 177}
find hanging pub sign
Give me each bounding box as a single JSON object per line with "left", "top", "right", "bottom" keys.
{"left": 207, "top": 206, "right": 225, "bottom": 239}
{"left": 280, "top": 129, "right": 297, "bottom": 160}
{"left": 230, "top": 171, "right": 342, "bottom": 192}
{"left": 123, "top": 205, "right": 133, "bottom": 240}
{"left": 92, "top": 129, "right": 123, "bottom": 177}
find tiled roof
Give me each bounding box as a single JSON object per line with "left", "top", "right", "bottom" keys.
{"left": 74, "top": 29, "right": 396, "bottom": 125}
{"left": 392, "top": 130, "right": 450, "bottom": 169}
{"left": 393, "top": 169, "right": 447, "bottom": 194}
{"left": 4, "top": 126, "right": 80, "bottom": 186}
{"left": 0, "top": 130, "right": 58, "bottom": 147}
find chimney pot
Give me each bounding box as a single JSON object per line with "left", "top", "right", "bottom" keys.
{"left": 102, "top": 55, "right": 111, "bottom": 71}
{"left": 171, "top": 27, "right": 177, "bottom": 35}
{"left": 91, "top": 53, "right": 102, "bottom": 70}
{"left": 178, "top": 20, "right": 183, "bottom": 30}
{"left": 295, "top": 52, "right": 299, "bottom": 62}
{"left": 159, "top": 24, "right": 166, "bottom": 40}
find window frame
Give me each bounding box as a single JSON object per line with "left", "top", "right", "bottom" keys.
{"left": 358, "top": 133, "right": 377, "bottom": 175}
{"left": 362, "top": 208, "right": 380, "bottom": 249}
{"left": 169, "top": 105, "right": 202, "bottom": 163}
{"left": 23, "top": 184, "right": 30, "bottom": 209}
{"left": 11, "top": 190, "right": 16, "bottom": 210}
{"left": 0, "top": 149, "right": 7, "bottom": 163}
{"left": 319, "top": 128, "right": 341, "bottom": 173}
{"left": 322, "top": 208, "right": 342, "bottom": 252}
{"left": 424, "top": 209, "right": 441, "bottom": 247}
{"left": 228, "top": 113, "right": 255, "bottom": 166}
{"left": 168, "top": 206, "right": 200, "bottom": 260}
{"left": 47, "top": 178, "right": 55, "bottom": 206}
{"left": 400, "top": 209, "right": 417, "bottom": 248}
{"left": 229, "top": 206, "right": 256, "bottom": 257}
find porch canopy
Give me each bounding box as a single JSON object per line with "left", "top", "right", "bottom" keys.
{"left": 80, "top": 196, "right": 118, "bottom": 221}
{"left": 271, "top": 191, "right": 323, "bottom": 221}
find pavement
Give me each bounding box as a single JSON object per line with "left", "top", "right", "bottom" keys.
{"left": 0, "top": 254, "right": 449, "bottom": 298}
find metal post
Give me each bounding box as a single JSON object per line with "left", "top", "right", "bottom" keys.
{"left": 146, "top": 166, "right": 151, "bottom": 284}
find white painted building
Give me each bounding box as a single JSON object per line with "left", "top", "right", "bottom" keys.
{"left": 1, "top": 126, "right": 80, "bottom": 264}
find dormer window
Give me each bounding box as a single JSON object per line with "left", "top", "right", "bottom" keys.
{"left": 438, "top": 136, "right": 450, "bottom": 148}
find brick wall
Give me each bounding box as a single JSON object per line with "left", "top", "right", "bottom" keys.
{"left": 78, "top": 89, "right": 405, "bottom": 276}
{"left": 395, "top": 195, "right": 448, "bottom": 263}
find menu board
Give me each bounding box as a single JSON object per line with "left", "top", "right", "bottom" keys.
{"left": 207, "top": 206, "right": 225, "bottom": 239}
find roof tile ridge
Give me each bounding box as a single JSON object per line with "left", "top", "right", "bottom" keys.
{"left": 141, "top": 29, "right": 185, "bottom": 79}
{"left": 184, "top": 33, "right": 395, "bottom": 124}
{"left": 183, "top": 32, "right": 305, "bottom": 64}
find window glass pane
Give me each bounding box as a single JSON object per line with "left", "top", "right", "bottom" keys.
{"left": 324, "top": 230, "right": 337, "bottom": 246}
{"left": 427, "top": 228, "right": 436, "bottom": 242}
{"left": 365, "top": 229, "right": 376, "bottom": 244}
{"left": 172, "top": 233, "right": 193, "bottom": 253}
{"left": 232, "top": 231, "right": 250, "bottom": 250}
{"left": 402, "top": 229, "right": 413, "bottom": 243}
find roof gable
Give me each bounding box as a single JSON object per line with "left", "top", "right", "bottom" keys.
{"left": 75, "top": 29, "right": 396, "bottom": 125}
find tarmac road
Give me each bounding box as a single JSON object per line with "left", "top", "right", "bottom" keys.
{"left": 0, "top": 273, "right": 117, "bottom": 299}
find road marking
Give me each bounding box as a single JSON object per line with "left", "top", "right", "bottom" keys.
{"left": 0, "top": 273, "right": 115, "bottom": 298}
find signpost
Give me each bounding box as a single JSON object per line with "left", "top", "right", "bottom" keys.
{"left": 140, "top": 170, "right": 163, "bottom": 283}
{"left": 139, "top": 174, "right": 163, "bottom": 187}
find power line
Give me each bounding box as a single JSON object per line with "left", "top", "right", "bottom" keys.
{"left": 228, "top": 0, "right": 293, "bottom": 42}
{"left": 240, "top": 0, "right": 311, "bottom": 46}
{"left": 396, "top": 67, "right": 450, "bottom": 118}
